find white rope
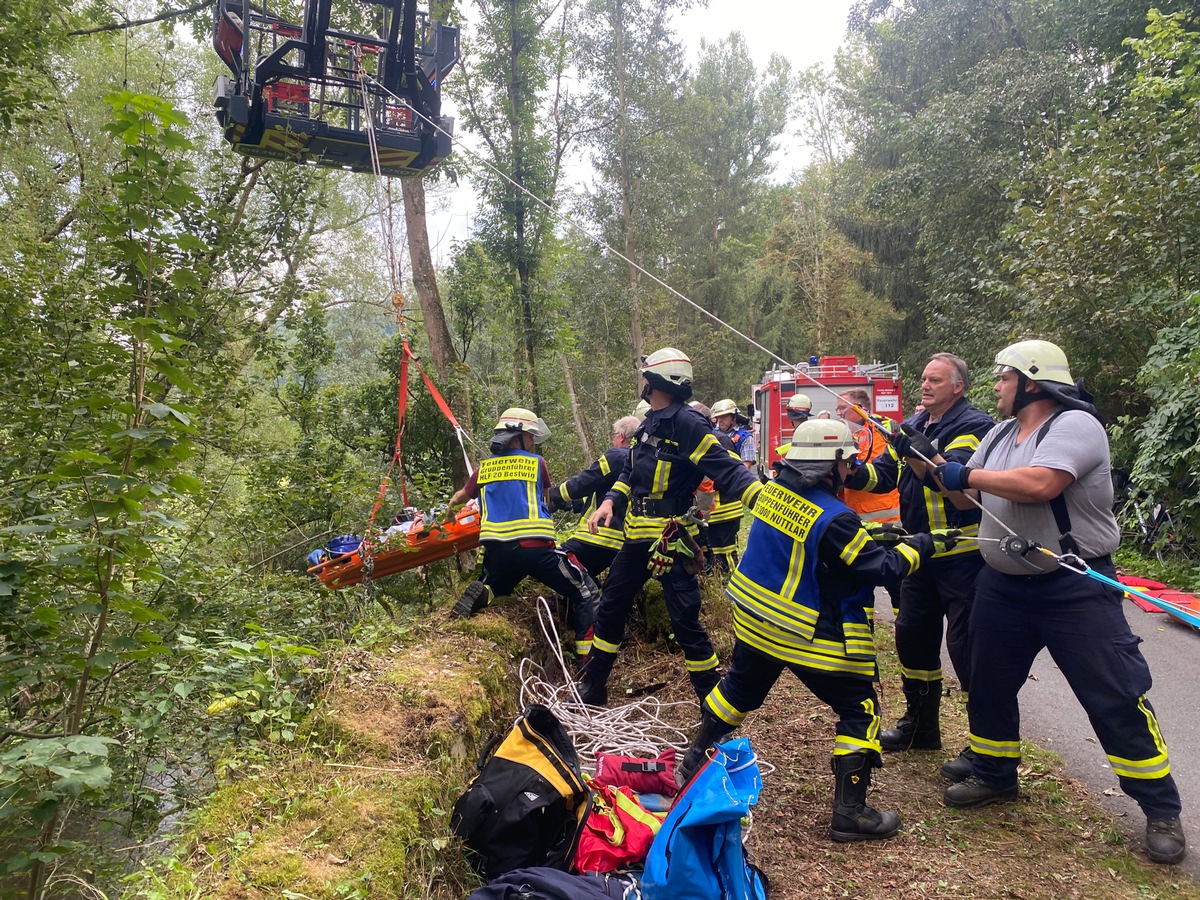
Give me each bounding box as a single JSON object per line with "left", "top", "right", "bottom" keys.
{"left": 521, "top": 597, "right": 693, "bottom": 774}
{"left": 522, "top": 598, "right": 775, "bottom": 781}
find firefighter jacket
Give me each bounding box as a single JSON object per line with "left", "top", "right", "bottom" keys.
{"left": 476, "top": 450, "right": 557, "bottom": 543}
{"left": 841, "top": 420, "right": 901, "bottom": 521}
{"left": 844, "top": 397, "right": 995, "bottom": 559}
{"left": 605, "top": 402, "right": 762, "bottom": 542}
{"left": 709, "top": 429, "right": 745, "bottom": 525}
{"left": 555, "top": 448, "right": 630, "bottom": 551}
{"left": 727, "top": 474, "right": 923, "bottom": 678}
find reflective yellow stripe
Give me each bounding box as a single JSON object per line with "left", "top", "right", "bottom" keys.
{"left": 689, "top": 433, "right": 719, "bottom": 464}
{"left": 575, "top": 638, "right": 593, "bottom": 656}
{"left": 834, "top": 736, "right": 881, "bottom": 755}
{"left": 651, "top": 460, "right": 671, "bottom": 494}
{"left": 740, "top": 480, "right": 763, "bottom": 507}
{"left": 860, "top": 463, "right": 880, "bottom": 491}
{"left": 839, "top": 529, "right": 869, "bottom": 566}
{"left": 685, "top": 653, "right": 719, "bottom": 673}
{"left": 897, "top": 542, "right": 921, "bottom": 572}
{"left": 593, "top": 635, "right": 621, "bottom": 654}
{"left": 900, "top": 666, "right": 942, "bottom": 681}
{"left": 612, "top": 789, "right": 665, "bottom": 833}
{"left": 599, "top": 455, "right": 612, "bottom": 476}
{"left": 570, "top": 526, "right": 625, "bottom": 550}
{"left": 613, "top": 481, "right": 631, "bottom": 496}
{"left": 705, "top": 685, "right": 747, "bottom": 727}
{"left": 731, "top": 607, "right": 876, "bottom": 677}
{"left": 1109, "top": 695, "right": 1172, "bottom": 779}
{"left": 969, "top": 733, "right": 1021, "bottom": 758}
{"left": 944, "top": 434, "right": 981, "bottom": 453}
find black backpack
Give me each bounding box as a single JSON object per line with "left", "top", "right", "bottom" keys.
{"left": 451, "top": 704, "right": 591, "bottom": 880}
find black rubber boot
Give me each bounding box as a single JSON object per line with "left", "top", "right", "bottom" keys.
{"left": 830, "top": 754, "right": 901, "bottom": 842}
{"left": 943, "top": 775, "right": 1019, "bottom": 809}
{"left": 675, "top": 710, "right": 735, "bottom": 790}
{"left": 1146, "top": 817, "right": 1186, "bottom": 864}
{"left": 940, "top": 747, "right": 976, "bottom": 783}
{"left": 450, "top": 580, "right": 491, "bottom": 619}
{"left": 879, "top": 678, "right": 942, "bottom": 751}
{"left": 576, "top": 649, "right": 616, "bottom": 707}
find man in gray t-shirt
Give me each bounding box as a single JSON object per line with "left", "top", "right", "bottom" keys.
{"left": 972, "top": 409, "right": 1120, "bottom": 574}
{"left": 931, "top": 339, "right": 1186, "bottom": 866}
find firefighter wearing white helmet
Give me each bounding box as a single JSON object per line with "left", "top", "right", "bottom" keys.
{"left": 578, "top": 348, "right": 763, "bottom": 706}
{"left": 676, "top": 417, "right": 953, "bottom": 842}
{"left": 448, "top": 406, "right": 598, "bottom": 665}
{"left": 706, "top": 398, "right": 753, "bottom": 573}
{"left": 786, "top": 393, "right": 813, "bottom": 422}
{"left": 931, "top": 342, "right": 1186, "bottom": 865}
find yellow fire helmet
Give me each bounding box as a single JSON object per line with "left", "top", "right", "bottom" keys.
{"left": 493, "top": 407, "right": 551, "bottom": 444}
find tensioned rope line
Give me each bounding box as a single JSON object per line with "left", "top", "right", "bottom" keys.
{"left": 355, "top": 51, "right": 405, "bottom": 309}
{"left": 361, "top": 77, "right": 1053, "bottom": 551}
{"left": 364, "top": 74, "right": 791, "bottom": 369}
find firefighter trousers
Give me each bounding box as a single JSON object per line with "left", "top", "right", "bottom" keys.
{"left": 481, "top": 540, "right": 598, "bottom": 647}
{"left": 587, "top": 539, "right": 720, "bottom": 696}
{"left": 705, "top": 640, "right": 883, "bottom": 759}
{"left": 706, "top": 520, "right": 740, "bottom": 574}
{"left": 895, "top": 552, "right": 983, "bottom": 694}
{"left": 559, "top": 537, "right": 619, "bottom": 584}
{"left": 967, "top": 562, "right": 1182, "bottom": 819}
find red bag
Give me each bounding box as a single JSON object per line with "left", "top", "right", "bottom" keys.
{"left": 594, "top": 748, "right": 678, "bottom": 796}
{"left": 574, "top": 779, "right": 666, "bottom": 874}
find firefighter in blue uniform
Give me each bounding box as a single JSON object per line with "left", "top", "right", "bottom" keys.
{"left": 551, "top": 414, "right": 641, "bottom": 581}
{"left": 577, "top": 349, "right": 762, "bottom": 705}
{"left": 675, "top": 419, "right": 956, "bottom": 841}
{"left": 448, "top": 408, "right": 598, "bottom": 660}
{"left": 932, "top": 340, "right": 1186, "bottom": 865}
{"left": 842, "top": 353, "right": 994, "bottom": 782}
{"left": 699, "top": 400, "right": 744, "bottom": 574}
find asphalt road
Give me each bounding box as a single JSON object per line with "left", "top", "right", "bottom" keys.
{"left": 879, "top": 590, "right": 1200, "bottom": 878}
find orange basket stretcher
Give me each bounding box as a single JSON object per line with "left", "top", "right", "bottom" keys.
{"left": 308, "top": 504, "right": 481, "bottom": 590}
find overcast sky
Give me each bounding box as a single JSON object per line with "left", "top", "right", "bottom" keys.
{"left": 421, "top": 0, "right": 858, "bottom": 263}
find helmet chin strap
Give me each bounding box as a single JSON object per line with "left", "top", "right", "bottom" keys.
{"left": 1010, "top": 372, "right": 1043, "bottom": 414}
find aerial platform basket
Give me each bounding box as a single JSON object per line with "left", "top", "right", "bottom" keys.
{"left": 308, "top": 504, "right": 480, "bottom": 590}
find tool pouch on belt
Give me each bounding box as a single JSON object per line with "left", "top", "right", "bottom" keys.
{"left": 647, "top": 523, "right": 677, "bottom": 577}
{"left": 647, "top": 521, "right": 706, "bottom": 577}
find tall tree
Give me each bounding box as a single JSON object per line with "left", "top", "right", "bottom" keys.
{"left": 576, "top": 0, "right": 693, "bottom": 376}
{"left": 455, "top": 0, "right": 580, "bottom": 412}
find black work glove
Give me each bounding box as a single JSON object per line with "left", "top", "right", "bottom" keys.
{"left": 889, "top": 423, "right": 937, "bottom": 460}
{"left": 929, "top": 528, "right": 962, "bottom": 553}
{"left": 864, "top": 522, "right": 908, "bottom": 545}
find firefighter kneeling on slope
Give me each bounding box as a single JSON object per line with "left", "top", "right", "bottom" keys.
{"left": 675, "top": 418, "right": 960, "bottom": 842}
{"left": 448, "top": 408, "right": 598, "bottom": 663}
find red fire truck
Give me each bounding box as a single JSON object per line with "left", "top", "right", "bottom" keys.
{"left": 752, "top": 355, "right": 904, "bottom": 478}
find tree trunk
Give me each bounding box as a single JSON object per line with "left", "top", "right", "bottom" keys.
{"left": 561, "top": 351, "right": 598, "bottom": 461}
{"left": 613, "top": 0, "right": 644, "bottom": 390}
{"left": 400, "top": 176, "right": 475, "bottom": 485}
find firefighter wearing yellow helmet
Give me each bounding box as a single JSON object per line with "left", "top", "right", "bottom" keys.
{"left": 448, "top": 407, "right": 598, "bottom": 663}
{"left": 931, "top": 341, "right": 1186, "bottom": 865}
{"left": 577, "top": 348, "right": 763, "bottom": 706}
{"left": 676, "top": 418, "right": 954, "bottom": 841}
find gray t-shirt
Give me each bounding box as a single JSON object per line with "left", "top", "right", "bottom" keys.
{"left": 969, "top": 409, "right": 1120, "bottom": 575}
